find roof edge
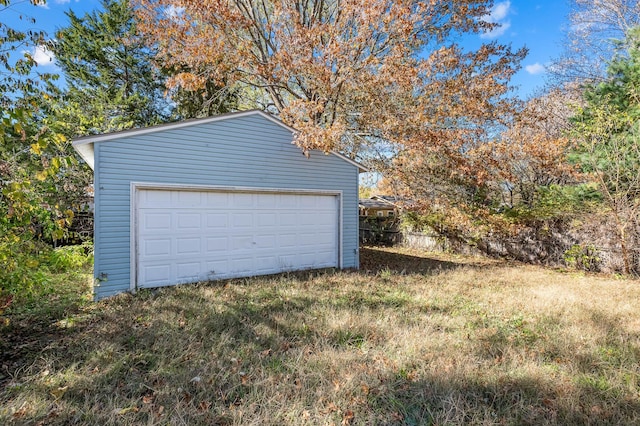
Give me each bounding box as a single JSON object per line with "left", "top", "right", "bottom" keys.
{"left": 72, "top": 110, "right": 292, "bottom": 147}
{"left": 330, "top": 151, "right": 368, "bottom": 172}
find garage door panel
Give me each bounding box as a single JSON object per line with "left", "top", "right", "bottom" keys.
{"left": 207, "top": 236, "right": 229, "bottom": 252}
{"left": 232, "top": 257, "right": 253, "bottom": 273}
{"left": 278, "top": 234, "right": 298, "bottom": 248}
{"left": 315, "top": 215, "right": 336, "bottom": 226}
{"left": 255, "top": 234, "right": 277, "bottom": 249}
{"left": 206, "top": 213, "right": 228, "bottom": 228}
{"left": 143, "top": 238, "right": 171, "bottom": 256}
{"left": 176, "top": 237, "right": 201, "bottom": 255}
{"left": 232, "top": 193, "right": 254, "bottom": 207}
{"left": 176, "top": 262, "right": 201, "bottom": 280}
{"left": 313, "top": 233, "right": 335, "bottom": 245}
{"left": 231, "top": 235, "right": 253, "bottom": 250}
{"left": 255, "top": 255, "right": 277, "bottom": 271}
{"left": 177, "top": 213, "right": 201, "bottom": 229}
{"left": 177, "top": 191, "right": 202, "bottom": 207}
{"left": 206, "top": 192, "right": 229, "bottom": 206}
{"left": 257, "top": 194, "right": 277, "bottom": 208}
{"left": 279, "top": 213, "right": 298, "bottom": 226}
{"left": 299, "top": 196, "right": 317, "bottom": 208}
{"left": 141, "top": 264, "right": 171, "bottom": 286}
{"left": 142, "top": 213, "right": 172, "bottom": 230}
{"left": 300, "top": 233, "right": 321, "bottom": 245}
{"left": 137, "top": 189, "right": 339, "bottom": 289}
{"left": 206, "top": 260, "right": 229, "bottom": 276}
{"left": 233, "top": 213, "right": 253, "bottom": 227}
{"left": 140, "top": 189, "right": 171, "bottom": 207}
{"left": 257, "top": 213, "right": 277, "bottom": 226}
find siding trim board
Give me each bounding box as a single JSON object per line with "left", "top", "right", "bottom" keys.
{"left": 130, "top": 182, "right": 344, "bottom": 291}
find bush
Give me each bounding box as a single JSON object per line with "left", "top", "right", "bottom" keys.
{"left": 46, "top": 241, "right": 93, "bottom": 273}
{"left": 564, "top": 244, "right": 600, "bottom": 271}
{"left": 0, "top": 240, "right": 93, "bottom": 309}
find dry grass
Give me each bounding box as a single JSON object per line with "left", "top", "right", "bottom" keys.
{"left": 1, "top": 246, "right": 639, "bottom": 425}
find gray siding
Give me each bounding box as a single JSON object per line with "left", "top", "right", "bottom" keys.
{"left": 93, "top": 113, "right": 359, "bottom": 299}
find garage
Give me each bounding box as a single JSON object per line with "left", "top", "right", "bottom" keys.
{"left": 73, "top": 110, "right": 363, "bottom": 299}
{"left": 135, "top": 187, "right": 340, "bottom": 288}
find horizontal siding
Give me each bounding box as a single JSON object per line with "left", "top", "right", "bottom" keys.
{"left": 93, "top": 113, "right": 358, "bottom": 300}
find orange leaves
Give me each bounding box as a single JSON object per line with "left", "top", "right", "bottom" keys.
{"left": 135, "top": 0, "right": 516, "bottom": 154}
{"left": 166, "top": 72, "right": 206, "bottom": 92}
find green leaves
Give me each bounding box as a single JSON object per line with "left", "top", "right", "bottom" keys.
{"left": 571, "top": 27, "right": 640, "bottom": 274}
{"left": 49, "top": 0, "right": 173, "bottom": 135}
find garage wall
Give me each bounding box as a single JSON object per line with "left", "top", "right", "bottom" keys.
{"left": 93, "top": 113, "right": 359, "bottom": 299}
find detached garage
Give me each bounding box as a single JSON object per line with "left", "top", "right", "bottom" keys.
{"left": 73, "top": 110, "right": 363, "bottom": 300}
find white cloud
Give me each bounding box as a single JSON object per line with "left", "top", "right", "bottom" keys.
{"left": 480, "top": 1, "right": 512, "bottom": 39}
{"left": 481, "top": 22, "right": 511, "bottom": 39}
{"left": 525, "top": 62, "right": 546, "bottom": 75}
{"left": 488, "top": 1, "right": 510, "bottom": 22}
{"left": 31, "top": 45, "right": 55, "bottom": 66}
{"left": 34, "top": 0, "right": 49, "bottom": 9}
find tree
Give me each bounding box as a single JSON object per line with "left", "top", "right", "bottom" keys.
{"left": 50, "top": 0, "right": 172, "bottom": 135}
{"left": 481, "top": 88, "right": 580, "bottom": 210}
{"left": 551, "top": 0, "right": 640, "bottom": 85}
{"left": 573, "top": 27, "right": 640, "bottom": 274}
{"left": 1, "top": 1, "right": 79, "bottom": 302}
{"left": 0, "top": 0, "right": 54, "bottom": 106}
{"left": 135, "top": 0, "right": 526, "bottom": 158}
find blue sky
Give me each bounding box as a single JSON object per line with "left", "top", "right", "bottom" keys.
{"left": 4, "top": 0, "right": 569, "bottom": 99}
{"left": 471, "top": 0, "right": 571, "bottom": 98}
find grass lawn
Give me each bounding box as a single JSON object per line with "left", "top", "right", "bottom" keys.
{"left": 1, "top": 246, "right": 639, "bottom": 425}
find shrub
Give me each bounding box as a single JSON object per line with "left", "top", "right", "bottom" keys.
{"left": 564, "top": 244, "right": 600, "bottom": 271}
{"left": 0, "top": 241, "right": 93, "bottom": 309}
{"left": 46, "top": 241, "right": 93, "bottom": 273}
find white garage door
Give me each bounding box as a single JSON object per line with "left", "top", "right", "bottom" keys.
{"left": 135, "top": 188, "right": 339, "bottom": 288}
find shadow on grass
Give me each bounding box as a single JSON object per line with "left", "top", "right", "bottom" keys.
{"left": 359, "top": 247, "right": 488, "bottom": 275}
{"left": 3, "top": 255, "right": 639, "bottom": 424}
{"left": 0, "top": 272, "right": 92, "bottom": 388}
{"left": 0, "top": 247, "right": 476, "bottom": 386}
{"left": 365, "top": 371, "right": 640, "bottom": 425}
{"left": 2, "top": 278, "right": 640, "bottom": 425}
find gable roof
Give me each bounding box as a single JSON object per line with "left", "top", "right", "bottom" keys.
{"left": 72, "top": 110, "right": 367, "bottom": 172}
{"left": 359, "top": 199, "right": 397, "bottom": 210}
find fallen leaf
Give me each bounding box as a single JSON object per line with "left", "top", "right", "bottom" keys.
{"left": 115, "top": 406, "right": 139, "bottom": 415}
{"left": 260, "top": 348, "right": 272, "bottom": 358}
{"left": 360, "top": 384, "right": 370, "bottom": 395}
{"left": 198, "top": 401, "right": 212, "bottom": 411}
{"left": 50, "top": 386, "right": 68, "bottom": 400}
{"left": 391, "top": 412, "right": 404, "bottom": 421}
{"left": 12, "top": 404, "right": 28, "bottom": 419}
{"left": 342, "top": 410, "right": 354, "bottom": 425}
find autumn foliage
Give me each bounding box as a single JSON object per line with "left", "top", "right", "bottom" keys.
{"left": 135, "top": 0, "right": 526, "bottom": 156}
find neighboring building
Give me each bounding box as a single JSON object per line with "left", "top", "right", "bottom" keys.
{"left": 73, "top": 110, "right": 365, "bottom": 300}
{"left": 359, "top": 198, "right": 398, "bottom": 217}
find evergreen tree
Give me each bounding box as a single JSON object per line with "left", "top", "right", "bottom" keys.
{"left": 50, "top": 0, "right": 171, "bottom": 136}
{"left": 574, "top": 27, "right": 640, "bottom": 274}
